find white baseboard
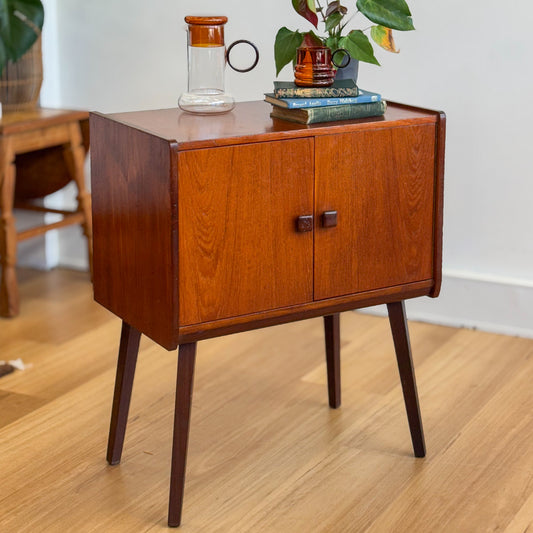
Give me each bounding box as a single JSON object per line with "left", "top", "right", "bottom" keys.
{"left": 359, "top": 270, "right": 533, "bottom": 339}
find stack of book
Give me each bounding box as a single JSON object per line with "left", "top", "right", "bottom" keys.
{"left": 266, "top": 79, "right": 386, "bottom": 125}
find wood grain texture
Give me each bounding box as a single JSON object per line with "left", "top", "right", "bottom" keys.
{"left": 177, "top": 279, "right": 433, "bottom": 343}
{"left": 177, "top": 139, "right": 314, "bottom": 325}
{"left": 430, "top": 111, "right": 446, "bottom": 298}
{"left": 90, "top": 105, "right": 444, "bottom": 527}
{"left": 90, "top": 113, "right": 179, "bottom": 349}
{"left": 0, "top": 108, "right": 88, "bottom": 135}
{"left": 1, "top": 269, "right": 533, "bottom": 532}
{"left": 62, "top": 121, "right": 93, "bottom": 274}
{"left": 106, "top": 101, "right": 437, "bottom": 151}
{"left": 1, "top": 110, "right": 91, "bottom": 317}
{"left": 91, "top": 102, "right": 443, "bottom": 348}
{"left": 0, "top": 136, "right": 18, "bottom": 316}
{"left": 314, "top": 124, "right": 436, "bottom": 300}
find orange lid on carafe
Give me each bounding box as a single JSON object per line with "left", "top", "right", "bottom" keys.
{"left": 184, "top": 16, "right": 227, "bottom": 47}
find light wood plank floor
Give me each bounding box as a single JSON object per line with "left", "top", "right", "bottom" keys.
{"left": 1, "top": 268, "right": 533, "bottom": 532}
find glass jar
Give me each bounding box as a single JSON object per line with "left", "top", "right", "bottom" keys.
{"left": 178, "top": 16, "right": 259, "bottom": 114}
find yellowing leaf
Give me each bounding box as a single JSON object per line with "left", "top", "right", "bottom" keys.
{"left": 371, "top": 25, "right": 399, "bottom": 53}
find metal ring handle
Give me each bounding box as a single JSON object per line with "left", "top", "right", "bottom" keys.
{"left": 331, "top": 48, "right": 351, "bottom": 69}
{"left": 226, "top": 39, "right": 259, "bottom": 73}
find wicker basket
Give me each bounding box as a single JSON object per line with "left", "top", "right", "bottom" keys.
{"left": 0, "top": 32, "right": 43, "bottom": 113}
{"left": 14, "top": 118, "right": 90, "bottom": 201}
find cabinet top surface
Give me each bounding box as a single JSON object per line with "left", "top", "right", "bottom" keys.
{"left": 97, "top": 101, "right": 440, "bottom": 151}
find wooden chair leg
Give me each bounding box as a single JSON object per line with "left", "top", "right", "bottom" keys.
{"left": 324, "top": 313, "right": 341, "bottom": 408}
{"left": 107, "top": 321, "right": 141, "bottom": 465}
{"left": 62, "top": 121, "right": 93, "bottom": 276}
{"left": 168, "top": 342, "right": 197, "bottom": 528}
{"left": 386, "top": 301, "right": 426, "bottom": 458}
{"left": 0, "top": 145, "right": 19, "bottom": 317}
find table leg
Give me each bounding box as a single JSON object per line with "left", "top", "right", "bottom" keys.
{"left": 324, "top": 314, "right": 341, "bottom": 408}
{"left": 63, "top": 121, "right": 93, "bottom": 275}
{"left": 0, "top": 141, "right": 19, "bottom": 317}
{"left": 107, "top": 321, "right": 141, "bottom": 465}
{"left": 168, "top": 342, "right": 197, "bottom": 527}
{"left": 386, "top": 301, "right": 426, "bottom": 458}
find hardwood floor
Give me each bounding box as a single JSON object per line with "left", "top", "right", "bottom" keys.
{"left": 1, "top": 268, "right": 533, "bottom": 532}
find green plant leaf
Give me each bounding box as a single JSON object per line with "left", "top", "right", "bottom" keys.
{"left": 0, "top": 0, "right": 44, "bottom": 75}
{"left": 0, "top": 0, "right": 11, "bottom": 73}
{"left": 325, "top": 35, "right": 339, "bottom": 52}
{"left": 371, "top": 25, "right": 399, "bottom": 52}
{"left": 356, "top": 0, "right": 414, "bottom": 31}
{"left": 274, "top": 27, "right": 304, "bottom": 76}
{"left": 339, "top": 30, "right": 380, "bottom": 65}
{"left": 325, "top": 12, "right": 343, "bottom": 33}
{"left": 292, "top": 0, "right": 318, "bottom": 28}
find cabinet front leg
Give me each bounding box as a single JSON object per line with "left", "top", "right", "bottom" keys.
{"left": 107, "top": 321, "right": 141, "bottom": 465}
{"left": 168, "top": 342, "right": 197, "bottom": 528}
{"left": 324, "top": 314, "right": 341, "bottom": 408}
{"left": 386, "top": 301, "right": 426, "bottom": 458}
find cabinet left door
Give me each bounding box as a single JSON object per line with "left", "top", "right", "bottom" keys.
{"left": 178, "top": 138, "right": 314, "bottom": 325}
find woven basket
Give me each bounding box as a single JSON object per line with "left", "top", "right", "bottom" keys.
{"left": 14, "top": 118, "right": 90, "bottom": 200}
{"left": 0, "top": 32, "right": 43, "bottom": 113}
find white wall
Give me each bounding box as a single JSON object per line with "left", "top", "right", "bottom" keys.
{"left": 35, "top": 0, "right": 533, "bottom": 337}
{"left": 15, "top": 0, "right": 59, "bottom": 270}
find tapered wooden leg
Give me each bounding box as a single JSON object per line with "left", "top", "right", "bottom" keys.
{"left": 387, "top": 301, "right": 426, "bottom": 458}
{"left": 324, "top": 313, "right": 341, "bottom": 408}
{"left": 168, "top": 342, "right": 197, "bottom": 528}
{"left": 107, "top": 321, "right": 141, "bottom": 465}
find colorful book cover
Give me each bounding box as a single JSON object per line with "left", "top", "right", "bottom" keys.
{"left": 265, "top": 89, "right": 381, "bottom": 109}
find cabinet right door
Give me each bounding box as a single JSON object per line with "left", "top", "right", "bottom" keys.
{"left": 314, "top": 124, "right": 436, "bottom": 300}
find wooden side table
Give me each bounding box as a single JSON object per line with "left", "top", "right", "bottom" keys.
{"left": 91, "top": 101, "right": 445, "bottom": 527}
{"left": 0, "top": 108, "right": 93, "bottom": 317}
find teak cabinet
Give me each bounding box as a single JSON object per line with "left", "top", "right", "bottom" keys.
{"left": 90, "top": 101, "right": 445, "bottom": 527}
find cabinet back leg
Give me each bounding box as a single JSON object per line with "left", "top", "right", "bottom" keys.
{"left": 107, "top": 321, "right": 141, "bottom": 465}
{"left": 386, "top": 301, "right": 426, "bottom": 458}
{"left": 324, "top": 314, "right": 341, "bottom": 408}
{"left": 168, "top": 342, "right": 197, "bottom": 528}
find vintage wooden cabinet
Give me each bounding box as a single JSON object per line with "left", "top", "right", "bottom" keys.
{"left": 90, "top": 101, "right": 445, "bottom": 527}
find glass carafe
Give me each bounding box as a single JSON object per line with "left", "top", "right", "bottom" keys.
{"left": 178, "top": 16, "right": 259, "bottom": 115}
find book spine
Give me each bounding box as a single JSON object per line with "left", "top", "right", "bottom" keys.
{"left": 305, "top": 101, "right": 387, "bottom": 123}
{"left": 274, "top": 87, "right": 359, "bottom": 98}
{"left": 282, "top": 94, "right": 380, "bottom": 108}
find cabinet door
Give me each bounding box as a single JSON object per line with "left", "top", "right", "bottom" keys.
{"left": 314, "top": 125, "right": 436, "bottom": 300}
{"left": 178, "top": 139, "right": 314, "bottom": 325}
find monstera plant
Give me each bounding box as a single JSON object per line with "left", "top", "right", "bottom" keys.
{"left": 0, "top": 0, "right": 44, "bottom": 76}
{"left": 275, "top": 0, "right": 414, "bottom": 75}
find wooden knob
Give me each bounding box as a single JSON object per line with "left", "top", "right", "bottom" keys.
{"left": 296, "top": 215, "right": 313, "bottom": 232}
{"left": 322, "top": 210, "right": 337, "bottom": 228}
